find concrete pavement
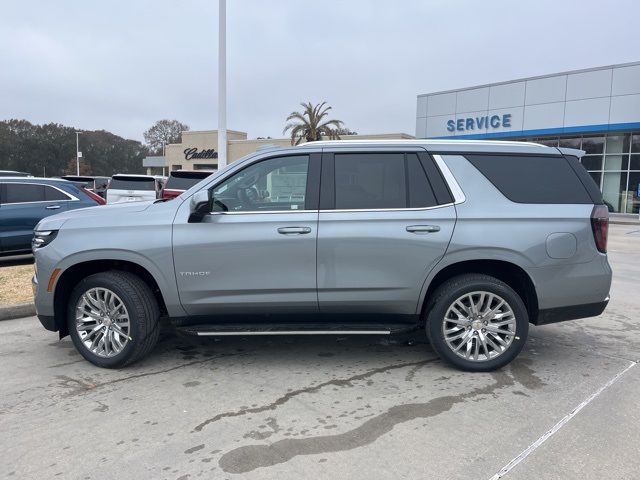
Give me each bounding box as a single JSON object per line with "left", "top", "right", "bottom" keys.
{"left": 0, "top": 224, "right": 638, "bottom": 480}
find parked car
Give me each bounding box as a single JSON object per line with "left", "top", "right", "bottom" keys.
{"left": 32, "top": 140, "right": 611, "bottom": 370}
{"left": 0, "top": 177, "right": 103, "bottom": 256}
{"left": 161, "top": 170, "right": 214, "bottom": 199}
{"left": 61, "top": 175, "right": 110, "bottom": 199}
{"left": 0, "top": 170, "right": 31, "bottom": 177}
{"left": 106, "top": 174, "right": 161, "bottom": 204}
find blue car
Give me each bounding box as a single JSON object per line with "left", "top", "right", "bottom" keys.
{"left": 0, "top": 177, "right": 102, "bottom": 256}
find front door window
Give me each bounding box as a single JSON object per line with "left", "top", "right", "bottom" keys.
{"left": 212, "top": 155, "right": 309, "bottom": 212}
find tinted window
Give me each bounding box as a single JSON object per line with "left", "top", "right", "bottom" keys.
{"left": 465, "top": 154, "right": 592, "bottom": 204}
{"left": 563, "top": 155, "right": 603, "bottom": 204}
{"left": 212, "top": 155, "right": 308, "bottom": 212}
{"left": 109, "top": 177, "right": 156, "bottom": 191}
{"left": 5, "top": 184, "right": 46, "bottom": 203}
{"left": 407, "top": 154, "right": 437, "bottom": 208}
{"left": 165, "top": 172, "right": 213, "bottom": 190}
{"left": 45, "top": 186, "right": 72, "bottom": 201}
{"left": 334, "top": 153, "right": 405, "bottom": 209}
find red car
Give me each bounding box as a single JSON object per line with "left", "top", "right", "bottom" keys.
{"left": 161, "top": 170, "right": 214, "bottom": 199}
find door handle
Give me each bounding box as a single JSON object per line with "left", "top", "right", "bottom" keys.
{"left": 406, "top": 225, "right": 440, "bottom": 234}
{"left": 45, "top": 205, "right": 61, "bottom": 210}
{"left": 277, "top": 226, "right": 312, "bottom": 235}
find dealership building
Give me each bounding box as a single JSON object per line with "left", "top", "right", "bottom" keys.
{"left": 416, "top": 61, "right": 640, "bottom": 214}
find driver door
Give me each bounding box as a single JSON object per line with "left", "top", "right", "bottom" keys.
{"left": 173, "top": 153, "right": 321, "bottom": 316}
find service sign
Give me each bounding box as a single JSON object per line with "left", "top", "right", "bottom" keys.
{"left": 447, "top": 113, "right": 512, "bottom": 133}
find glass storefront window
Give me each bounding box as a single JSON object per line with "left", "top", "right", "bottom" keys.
{"left": 536, "top": 137, "right": 558, "bottom": 147}
{"left": 630, "top": 155, "right": 640, "bottom": 170}
{"left": 627, "top": 172, "right": 640, "bottom": 214}
{"left": 604, "top": 134, "right": 631, "bottom": 154}
{"left": 604, "top": 154, "right": 629, "bottom": 171}
{"left": 581, "top": 155, "right": 603, "bottom": 170}
{"left": 631, "top": 135, "right": 640, "bottom": 153}
{"left": 582, "top": 136, "right": 605, "bottom": 155}
{"left": 602, "top": 171, "right": 627, "bottom": 213}
{"left": 558, "top": 137, "right": 581, "bottom": 149}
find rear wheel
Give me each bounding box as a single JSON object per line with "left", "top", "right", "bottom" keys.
{"left": 425, "top": 274, "right": 529, "bottom": 371}
{"left": 67, "top": 271, "right": 160, "bottom": 368}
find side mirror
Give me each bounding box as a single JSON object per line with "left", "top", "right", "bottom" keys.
{"left": 188, "top": 190, "right": 211, "bottom": 223}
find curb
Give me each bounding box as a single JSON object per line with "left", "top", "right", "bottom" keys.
{"left": 0, "top": 303, "right": 36, "bottom": 321}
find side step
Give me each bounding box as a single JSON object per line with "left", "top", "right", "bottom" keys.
{"left": 176, "top": 322, "right": 416, "bottom": 337}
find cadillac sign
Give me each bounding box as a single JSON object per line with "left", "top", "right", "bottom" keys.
{"left": 184, "top": 147, "right": 218, "bottom": 160}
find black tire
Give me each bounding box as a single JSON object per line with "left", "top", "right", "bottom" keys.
{"left": 425, "top": 273, "right": 529, "bottom": 372}
{"left": 67, "top": 271, "right": 160, "bottom": 368}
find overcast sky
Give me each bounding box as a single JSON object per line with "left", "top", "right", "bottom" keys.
{"left": 1, "top": 0, "right": 638, "bottom": 142}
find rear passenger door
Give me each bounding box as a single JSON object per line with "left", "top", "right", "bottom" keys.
{"left": 317, "top": 149, "right": 457, "bottom": 315}
{"left": 0, "top": 183, "right": 71, "bottom": 253}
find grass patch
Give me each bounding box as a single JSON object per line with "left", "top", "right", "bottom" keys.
{"left": 0, "top": 265, "right": 34, "bottom": 306}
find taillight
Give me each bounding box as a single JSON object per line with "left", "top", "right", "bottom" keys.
{"left": 82, "top": 187, "right": 106, "bottom": 205}
{"left": 590, "top": 205, "right": 609, "bottom": 253}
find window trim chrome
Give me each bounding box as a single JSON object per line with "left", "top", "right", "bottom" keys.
{"left": 431, "top": 154, "right": 466, "bottom": 204}
{"left": 209, "top": 209, "right": 317, "bottom": 215}
{"left": 318, "top": 203, "right": 455, "bottom": 214}
{"left": 0, "top": 182, "right": 80, "bottom": 205}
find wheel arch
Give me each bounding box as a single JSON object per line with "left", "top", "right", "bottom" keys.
{"left": 419, "top": 259, "right": 539, "bottom": 323}
{"left": 53, "top": 259, "right": 170, "bottom": 338}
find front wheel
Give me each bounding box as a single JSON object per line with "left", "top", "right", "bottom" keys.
{"left": 425, "top": 274, "right": 529, "bottom": 372}
{"left": 67, "top": 271, "right": 160, "bottom": 368}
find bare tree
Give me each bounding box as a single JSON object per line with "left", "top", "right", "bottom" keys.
{"left": 143, "top": 120, "right": 190, "bottom": 154}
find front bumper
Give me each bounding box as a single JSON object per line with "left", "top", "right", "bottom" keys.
{"left": 533, "top": 296, "right": 610, "bottom": 326}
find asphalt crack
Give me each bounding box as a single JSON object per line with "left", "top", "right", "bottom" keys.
{"left": 193, "top": 357, "right": 439, "bottom": 432}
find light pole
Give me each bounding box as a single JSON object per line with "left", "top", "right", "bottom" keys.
{"left": 217, "top": 0, "right": 227, "bottom": 170}
{"left": 75, "top": 131, "right": 82, "bottom": 176}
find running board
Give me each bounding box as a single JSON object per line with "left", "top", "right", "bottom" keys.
{"left": 193, "top": 330, "right": 390, "bottom": 336}
{"left": 175, "top": 322, "right": 416, "bottom": 337}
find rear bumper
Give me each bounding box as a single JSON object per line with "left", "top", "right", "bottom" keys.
{"left": 533, "top": 296, "right": 609, "bottom": 326}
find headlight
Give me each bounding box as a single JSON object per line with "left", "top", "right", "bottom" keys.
{"left": 32, "top": 230, "right": 58, "bottom": 252}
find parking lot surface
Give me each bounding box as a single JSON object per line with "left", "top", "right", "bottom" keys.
{"left": 1, "top": 224, "right": 638, "bottom": 480}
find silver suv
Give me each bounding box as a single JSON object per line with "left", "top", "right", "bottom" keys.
{"left": 32, "top": 140, "right": 611, "bottom": 371}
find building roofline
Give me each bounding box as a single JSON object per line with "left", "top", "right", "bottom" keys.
{"left": 417, "top": 60, "right": 640, "bottom": 98}
{"left": 181, "top": 129, "right": 247, "bottom": 136}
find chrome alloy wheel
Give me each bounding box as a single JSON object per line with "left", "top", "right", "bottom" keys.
{"left": 442, "top": 291, "right": 517, "bottom": 362}
{"left": 75, "top": 287, "right": 131, "bottom": 358}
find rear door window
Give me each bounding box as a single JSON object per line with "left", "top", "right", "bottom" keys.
{"left": 109, "top": 177, "right": 156, "bottom": 191}
{"left": 44, "top": 186, "right": 72, "bottom": 201}
{"left": 407, "top": 154, "right": 438, "bottom": 208}
{"left": 465, "top": 154, "right": 592, "bottom": 204}
{"left": 331, "top": 153, "right": 441, "bottom": 210}
{"left": 334, "top": 153, "right": 406, "bottom": 209}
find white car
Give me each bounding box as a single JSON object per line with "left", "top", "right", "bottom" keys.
{"left": 106, "top": 174, "right": 161, "bottom": 204}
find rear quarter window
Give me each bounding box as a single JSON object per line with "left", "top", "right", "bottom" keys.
{"left": 464, "top": 154, "right": 592, "bottom": 204}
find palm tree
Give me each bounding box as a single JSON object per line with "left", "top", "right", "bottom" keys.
{"left": 283, "top": 101, "right": 344, "bottom": 145}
